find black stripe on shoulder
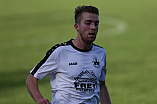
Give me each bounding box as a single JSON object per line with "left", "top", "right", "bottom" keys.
{"left": 31, "top": 40, "right": 72, "bottom": 75}
{"left": 93, "top": 43, "right": 104, "bottom": 49}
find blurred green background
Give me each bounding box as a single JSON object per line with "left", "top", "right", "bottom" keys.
{"left": 0, "top": 0, "right": 157, "bottom": 104}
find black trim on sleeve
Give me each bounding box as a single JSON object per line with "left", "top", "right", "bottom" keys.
{"left": 31, "top": 47, "right": 55, "bottom": 75}
{"left": 31, "top": 39, "right": 72, "bottom": 75}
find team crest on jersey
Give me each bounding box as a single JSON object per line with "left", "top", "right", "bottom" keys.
{"left": 74, "top": 70, "right": 97, "bottom": 93}
{"left": 92, "top": 57, "right": 100, "bottom": 68}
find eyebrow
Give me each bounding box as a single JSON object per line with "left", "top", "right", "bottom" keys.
{"left": 85, "top": 20, "right": 99, "bottom": 23}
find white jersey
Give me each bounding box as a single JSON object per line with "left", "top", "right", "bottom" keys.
{"left": 30, "top": 39, "right": 107, "bottom": 104}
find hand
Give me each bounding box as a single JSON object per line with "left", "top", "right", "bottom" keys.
{"left": 37, "top": 98, "right": 51, "bottom": 104}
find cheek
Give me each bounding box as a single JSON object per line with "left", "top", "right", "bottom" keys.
{"left": 81, "top": 25, "right": 89, "bottom": 32}
{"left": 80, "top": 28, "right": 88, "bottom": 35}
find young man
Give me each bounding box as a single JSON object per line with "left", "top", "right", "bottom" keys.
{"left": 26, "top": 5, "right": 111, "bottom": 104}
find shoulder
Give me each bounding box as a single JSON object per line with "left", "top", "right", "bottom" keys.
{"left": 93, "top": 44, "right": 106, "bottom": 53}
{"left": 46, "top": 40, "right": 72, "bottom": 55}
{"left": 51, "top": 39, "right": 71, "bottom": 51}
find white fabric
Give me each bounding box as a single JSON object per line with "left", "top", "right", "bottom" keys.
{"left": 30, "top": 40, "right": 107, "bottom": 104}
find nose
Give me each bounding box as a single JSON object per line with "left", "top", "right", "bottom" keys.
{"left": 90, "top": 23, "right": 96, "bottom": 30}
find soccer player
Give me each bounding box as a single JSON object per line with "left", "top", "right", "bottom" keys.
{"left": 26, "top": 5, "right": 111, "bottom": 104}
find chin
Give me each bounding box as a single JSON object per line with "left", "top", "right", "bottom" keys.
{"left": 85, "top": 38, "right": 96, "bottom": 44}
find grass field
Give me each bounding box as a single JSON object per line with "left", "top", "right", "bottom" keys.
{"left": 0, "top": 0, "right": 157, "bottom": 104}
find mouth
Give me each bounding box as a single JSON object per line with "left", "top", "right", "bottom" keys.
{"left": 88, "top": 32, "right": 96, "bottom": 38}
{"left": 89, "top": 33, "right": 95, "bottom": 35}
{"left": 89, "top": 33, "right": 96, "bottom": 36}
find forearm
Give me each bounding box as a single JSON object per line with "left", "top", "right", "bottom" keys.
{"left": 26, "top": 74, "right": 44, "bottom": 103}
{"left": 100, "top": 81, "right": 111, "bottom": 104}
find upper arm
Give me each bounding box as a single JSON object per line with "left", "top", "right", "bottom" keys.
{"left": 26, "top": 74, "right": 38, "bottom": 85}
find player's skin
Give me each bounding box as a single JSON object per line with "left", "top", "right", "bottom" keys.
{"left": 26, "top": 74, "right": 51, "bottom": 104}
{"left": 26, "top": 12, "right": 111, "bottom": 104}
{"left": 73, "top": 12, "right": 99, "bottom": 50}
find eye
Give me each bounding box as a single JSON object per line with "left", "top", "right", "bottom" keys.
{"left": 85, "top": 22, "right": 91, "bottom": 25}
{"left": 95, "top": 22, "right": 99, "bottom": 26}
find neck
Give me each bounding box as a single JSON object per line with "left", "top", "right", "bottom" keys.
{"left": 72, "top": 38, "right": 92, "bottom": 50}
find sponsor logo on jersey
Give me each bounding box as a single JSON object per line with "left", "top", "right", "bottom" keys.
{"left": 92, "top": 57, "right": 100, "bottom": 68}
{"left": 69, "top": 62, "right": 77, "bottom": 66}
{"left": 74, "top": 70, "right": 97, "bottom": 93}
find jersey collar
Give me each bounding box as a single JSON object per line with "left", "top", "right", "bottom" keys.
{"left": 70, "top": 39, "right": 93, "bottom": 52}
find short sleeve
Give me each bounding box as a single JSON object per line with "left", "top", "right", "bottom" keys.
{"left": 99, "top": 66, "right": 107, "bottom": 81}
{"left": 99, "top": 50, "right": 107, "bottom": 81}
{"left": 30, "top": 49, "right": 58, "bottom": 80}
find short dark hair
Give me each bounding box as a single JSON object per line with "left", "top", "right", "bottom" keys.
{"left": 74, "top": 5, "right": 99, "bottom": 23}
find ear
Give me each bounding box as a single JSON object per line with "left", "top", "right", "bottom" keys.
{"left": 74, "top": 23, "right": 79, "bottom": 31}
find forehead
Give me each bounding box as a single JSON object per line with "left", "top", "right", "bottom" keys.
{"left": 81, "top": 12, "right": 99, "bottom": 21}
